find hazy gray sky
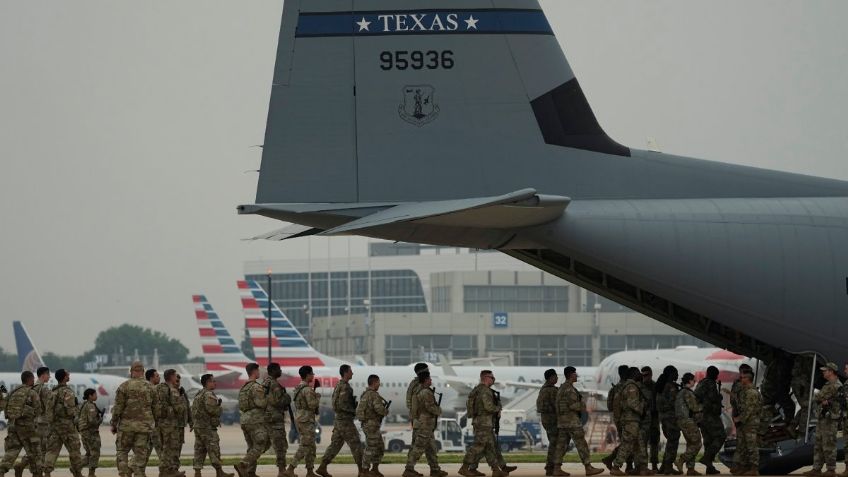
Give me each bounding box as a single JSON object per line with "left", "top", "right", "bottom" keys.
{"left": 1, "top": 1, "right": 846, "bottom": 356}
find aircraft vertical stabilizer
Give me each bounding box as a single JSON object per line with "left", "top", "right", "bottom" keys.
{"left": 13, "top": 321, "right": 46, "bottom": 373}
{"left": 193, "top": 295, "right": 251, "bottom": 373}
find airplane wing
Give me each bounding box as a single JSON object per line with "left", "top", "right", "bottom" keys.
{"left": 440, "top": 375, "right": 477, "bottom": 395}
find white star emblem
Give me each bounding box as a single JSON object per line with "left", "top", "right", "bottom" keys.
{"left": 465, "top": 15, "right": 479, "bottom": 30}
{"left": 356, "top": 17, "right": 371, "bottom": 32}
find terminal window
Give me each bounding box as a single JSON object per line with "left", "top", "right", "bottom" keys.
{"left": 486, "top": 335, "right": 591, "bottom": 366}
{"left": 385, "top": 334, "right": 478, "bottom": 365}
{"left": 464, "top": 285, "right": 568, "bottom": 313}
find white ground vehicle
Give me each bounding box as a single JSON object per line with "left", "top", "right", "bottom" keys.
{"left": 384, "top": 418, "right": 466, "bottom": 453}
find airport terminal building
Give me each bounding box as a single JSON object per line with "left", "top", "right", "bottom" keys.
{"left": 245, "top": 243, "right": 704, "bottom": 367}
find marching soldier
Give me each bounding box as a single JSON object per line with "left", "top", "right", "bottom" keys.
{"left": 284, "top": 366, "right": 321, "bottom": 477}
{"left": 675, "top": 373, "right": 703, "bottom": 476}
{"left": 43, "top": 369, "right": 84, "bottom": 477}
{"left": 144, "top": 369, "right": 162, "bottom": 470}
{"left": 610, "top": 367, "right": 647, "bottom": 476}
{"left": 264, "top": 363, "right": 292, "bottom": 477}
{"left": 176, "top": 375, "right": 192, "bottom": 475}
{"left": 693, "top": 366, "right": 724, "bottom": 475}
{"left": 156, "top": 369, "right": 187, "bottom": 477}
{"left": 0, "top": 371, "right": 42, "bottom": 477}
{"left": 77, "top": 388, "right": 103, "bottom": 477}
{"left": 319, "top": 365, "right": 364, "bottom": 477}
{"left": 536, "top": 369, "right": 559, "bottom": 476}
{"left": 732, "top": 370, "right": 761, "bottom": 476}
{"left": 656, "top": 366, "right": 681, "bottom": 475}
{"left": 460, "top": 371, "right": 508, "bottom": 477}
{"left": 192, "top": 374, "right": 233, "bottom": 477}
{"left": 15, "top": 366, "right": 51, "bottom": 477}
{"left": 603, "top": 365, "right": 632, "bottom": 472}
{"left": 356, "top": 375, "right": 390, "bottom": 477}
{"left": 803, "top": 362, "right": 842, "bottom": 477}
{"left": 404, "top": 372, "right": 446, "bottom": 477}
{"left": 111, "top": 361, "right": 157, "bottom": 477}
{"left": 235, "top": 363, "right": 270, "bottom": 477}
{"left": 726, "top": 363, "right": 753, "bottom": 474}
{"left": 553, "top": 366, "right": 603, "bottom": 477}
{"left": 641, "top": 367, "right": 660, "bottom": 473}
{"left": 405, "top": 363, "right": 439, "bottom": 476}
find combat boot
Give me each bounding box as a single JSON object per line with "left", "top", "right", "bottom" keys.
{"left": 194, "top": 470, "right": 202, "bottom": 477}
{"left": 501, "top": 466, "right": 517, "bottom": 474}
{"left": 492, "top": 469, "right": 508, "bottom": 477}
{"left": 823, "top": 470, "right": 838, "bottom": 477}
{"left": 686, "top": 469, "right": 701, "bottom": 476}
{"left": 370, "top": 465, "right": 385, "bottom": 477}
{"left": 602, "top": 455, "right": 615, "bottom": 471}
{"left": 804, "top": 471, "right": 823, "bottom": 477}
{"left": 545, "top": 465, "right": 554, "bottom": 477}
{"left": 315, "top": 464, "right": 332, "bottom": 477}
{"left": 305, "top": 468, "right": 318, "bottom": 477}
{"left": 72, "top": 469, "right": 85, "bottom": 477}
{"left": 283, "top": 466, "right": 298, "bottom": 477}
{"left": 740, "top": 469, "right": 758, "bottom": 477}
{"left": 13, "top": 464, "right": 24, "bottom": 477}
{"left": 213, "top": 466, "right": 233, "bottom": 477}
{"left": 468, "top": 469, "right": 484, "bottom": 477}
{"left": 586, "top": 464, "right": 604, "bottom": 476}
{"left": 89, "top": 470, "right": 98, "bottom": 477}
{"left": 430, "top": 470, "right": 448, "bottom": 477}
{"left": 610, "top": 466, "right": 627, "bottom": 477}
{"left": 638, "top": 466, "right": 654, "bottom": 476}
{"left": 403, "top": 468, "right": 420, "bottom": 477}
{"left": 458, "top": 466, "right": 476, "bottom": 477}
{"left": 551, "top": 466, "right": 570, "bottom": 477}
{"left": 674, "top": 458, "right": 686, "bottom": 476}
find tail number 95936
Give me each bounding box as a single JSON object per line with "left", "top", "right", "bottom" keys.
{"left": 380, "top": 50, "right": 454, "bottom": 71}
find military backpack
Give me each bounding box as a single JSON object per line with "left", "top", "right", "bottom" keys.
{"left": 4, "top": 386, "right": 32, "bottom": 420}
{"left": 238, "top": 382, "right": 255, "bottom": 412}
{"left": 466, "top": 386, "right": 481, "bottom": 418}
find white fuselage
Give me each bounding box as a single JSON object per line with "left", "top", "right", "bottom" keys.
{"left": 0, "top": 372, "right": 126, "bottom": 411}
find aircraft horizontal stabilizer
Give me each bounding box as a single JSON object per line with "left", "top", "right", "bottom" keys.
{"left": 320, "top": 189, "right": 570, "bottom": 236}
{"left": 246, "top": 224, "right": 323, "bottom": 242}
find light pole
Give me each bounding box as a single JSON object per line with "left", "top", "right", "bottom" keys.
{"left": 267, "top": 268, "right": 273, "bottom": 365}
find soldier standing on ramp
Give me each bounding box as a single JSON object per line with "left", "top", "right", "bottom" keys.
{"left": 552, "top": 366, "right": 603, "bottom": 477}
{"left": 803, "top": 362, "right": 842, "bottom": 477}
{"left": 318, "top": 365, "right": 364, "bottom": 477}
{"left": 725, "top": 363, "right": 753, "bottom": 475}
{"left": 191, "top": 374, "right": 233, "bottom": 477}
{"left": 111, "top": 361, "right": 157, "bottom": 477}
{"left": 693, "top": 366, "right": 724, "bottom": 475}
{"left": 655, "top": 366, "right": 681, "bottom": 476}
{"left": 234, "top": 363, "right": 270, "bottom": 477}
{"left": 43, "top": 369, "right": 84, "bottom": 477}
{"left": 284, "top": 366, "right": 321, "bottom": 477}
{"left": 78, "top": 388, "right": 103, "bottom": 477}
{"left": 732, "top": 370, "right": 761, "bottom": 477}
{"left": 674, "top": 373, "right": 703, "bottom": 476}
{"left": 610, "top": 367, "right": 647, "bottom": 476}
{"left": 264, "top": 363, "right": 292, "bottom": 477}
{"left": 357, "top": 375, "right": 390, "bottom": 477}
{"left": 0, "top": 371, "right": 42, "bottom": 477}
{"left": 536, "top": 369, "right": 559, "bottom": 476}
{"left": 404, "top": 372, "right": 446, "bottom": 477}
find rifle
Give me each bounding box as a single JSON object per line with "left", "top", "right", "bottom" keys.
{"left": 432, "top": 387, "right": 443, "bottom": 406}
{"left": 493, "top": 390, "right": 501, "bottom": 436}
{"left": 0, "top": 384, "right": 7, "bottom": 394}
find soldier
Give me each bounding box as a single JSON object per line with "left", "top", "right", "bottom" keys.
{"left": 0, "top": 383, "right": 7, "bottom": 414}
{"left": 655, "top": 366, "right": 681, "bottom": 475}
{"left": 551, "top": 366, "right": 603, "bottom": 477}
{"left": 264, "top": 363, "right": 292, "bottom": 477}
{"left": 319, "top": 365, "right": 364, "bottom": 477}
{"left": 156, "top": 369, "right": 187, "bottom": 477}
{"left": 235, "top": 363, "right": 270, "bottom": 477}
{"left": 15, "top": 366, "right": 51, "bottom": 477}
{"left": 284, "top": 366, "right": 321, "bottom": 477}
{"left": 77, "top": 388, "right": 103, "bottom": 477}
{"left": 789, "top": 355, "right": 814, "bottom": 438}
{"left": 693, "top": 366, "right": 725, "bottom": 475}
{"left": 460, "top": 371, "right": 507, "bottom": 477}
{"left": 725, "top": 363, "right": 753, "bottom": 475}
{"left": 641, "top": 367, "right": 660, "bottom": 473}
{"left": 803, "top": 362, "right": 842, "bottom": 477}
{"left": 732, "top": 370, "right": 761, "bottom": 477}
{"left": 192, "top": 374, "right": 233, "bottom": 477}
{"left": 43, "top": 369, "right": 84, "bottom": 477}
{"left": 610, "top": 367, "right": 647, "bottom": 476}
{"left": 405, "top": 363, "right": 439, "bottom": 476}
{"left": 404, "top": 372, "right": 445, "bottom": 477}
{"left": 356, "top": 375, "right": 390, "bottom": 477}
{"left": 144, "top": 369, "right": 162, "bottom": 470}
{"left": 111, "top": 361, "right": 157, "bottom": 477}
{"left": 602, "top": 365, "right": 632, "bottom": 472}
{"left": 675, "top": 373, "right": 703, "bottom": 476}
{"left": 176, "top": 375, "right": 192, "bottom": 474}
{"left": 536, "top": 369, "right": 559, "bottom": 476}
{"left": 0, "top": 371, "right": 42, "bottom": 477}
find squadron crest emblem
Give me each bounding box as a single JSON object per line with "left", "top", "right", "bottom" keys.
{"left": 398, "top": 85, "right": 439, "bottom": 126}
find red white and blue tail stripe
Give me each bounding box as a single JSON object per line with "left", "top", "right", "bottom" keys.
{"left": 238, "top": 280, "right": 342, "bottom": 368}
{"left": 194, "top": 294, "right": 251, "bottom": 372}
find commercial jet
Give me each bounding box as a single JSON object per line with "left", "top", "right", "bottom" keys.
{"left": 235, "top": 1, "right": 848, "bottom": 471}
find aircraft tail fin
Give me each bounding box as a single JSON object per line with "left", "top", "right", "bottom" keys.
{"left": 14, "top": 321, "right": 46, "bottom": 373}
{"left": 193, "top": 295, "right": 252, "bottom": 372}
{"left": 254, "top": 0, "right": 627, "bottom": 205}
{"left": 238, "top": 280, "right": 341, "bottom": 368}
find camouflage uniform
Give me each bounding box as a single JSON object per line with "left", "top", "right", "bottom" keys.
{"left": 552, "top": 380, "right": 593, "bottom": 466}
{"left": 405, "top": 378, "right": 439, "bottom": 470}
{"left": 812, "top": 380, "right": 842, "bottom": 472}
{"left": 43, "top": 384, "right": 84, "bottom": 475}
{"left": 111, "top": 377, "right": 157, "bottom": 477}
{"left": 356, "top": 389, "right": 389, "bottom": 469}
{"left": 640, "top": 379, "right": 660, "bottom": 469}
{"left": 406, "top": 386, "right": 442, "bottom": 473}
{"left": 17, "top": 381, "right": 51, "bottom": 474}
{"left": 155, "top": 383, "right": 187, "bottom": 476}
{"left": 77, "top": 400, "right": 103, "bottom": 472}
{"left": 290, "top": 382, "right": 320, "bottom": 470}
{"left": 729, "top": 379, "right": 744, "bottom": 469}
{"left": 734, "top": 384, "right": 761, "bottom": 471}
{"left": 463, "top": 384, "right": 501, "bottom": 468}
{"left": 321, "top": 378, "right": 364, "bottom": 468}
{"left": 192, "top": 389, "right": 226, "bottom": 472}
{"left": 675, "top": 387, "right": 702, "bottom": 470}
{"left": 613, "top": 379, "right": 647, "bottom": 469}
{"left": 536, "top": 383, "right": 559, "bottom": 472}
{"left": 0, "top": 384, "right": 42, "bottom": 475}
{"left": 238, "top": 379, "right": 270, "bottom": 473}
{"left": 264, "top": 377, "right": 292, "bottom": 470}
{"left": 605, "top": 381, "right": 624, "bottom": 466}
{"left": 790, "top": 355, "right": 813, "bottom": 435}
{"left": 656, "top": 381, "right": 680, "bottom": 471}
{"left": 693, "top": 377, "right": 726, "bottom": 466}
